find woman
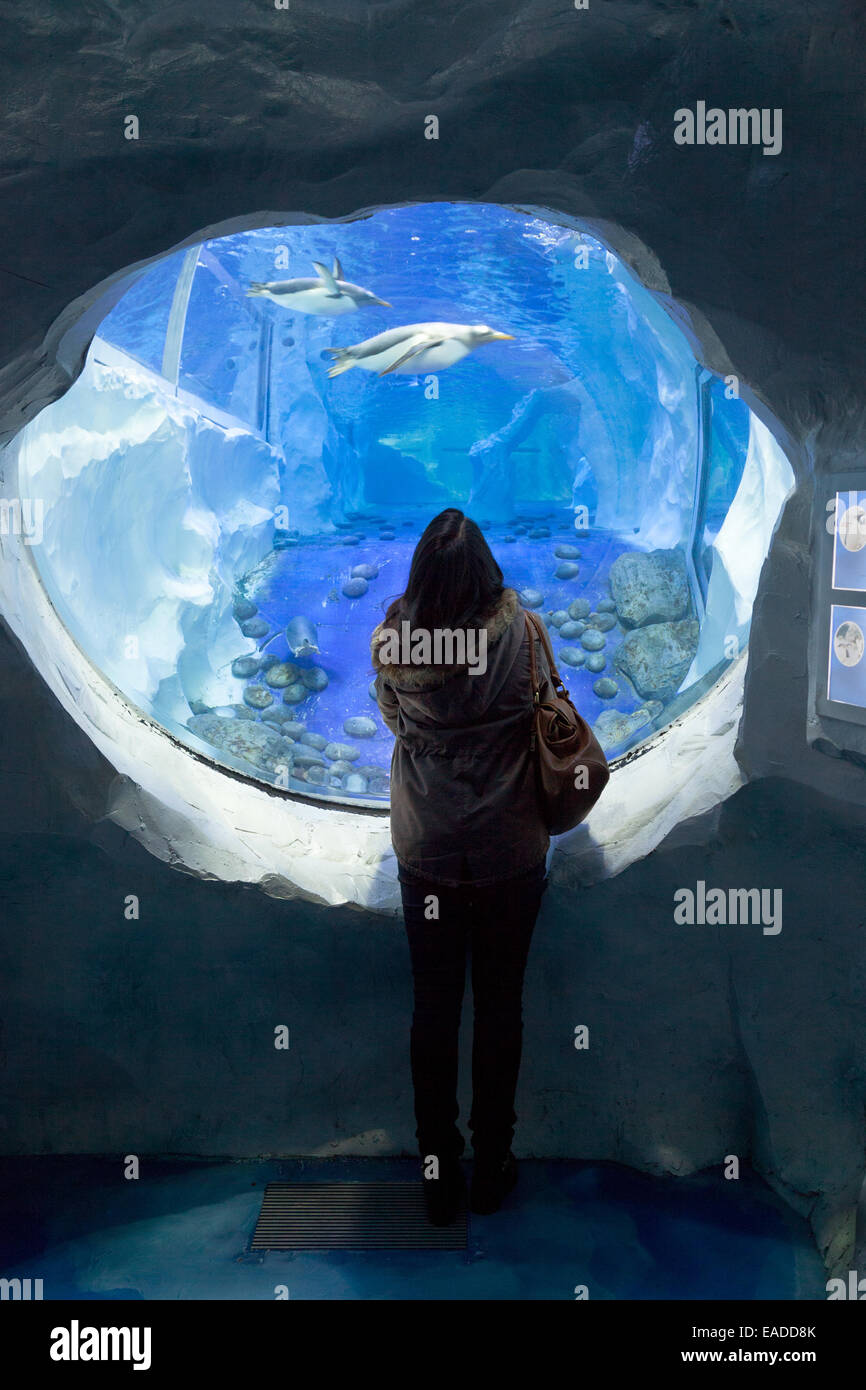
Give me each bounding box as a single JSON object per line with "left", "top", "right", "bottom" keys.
{"left": 371, "top": 508, "right": 555, "bottom": 1225}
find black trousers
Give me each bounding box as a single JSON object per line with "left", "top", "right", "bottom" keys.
{"left": 398, "top": 859, "right": 547, "bottom": 1164}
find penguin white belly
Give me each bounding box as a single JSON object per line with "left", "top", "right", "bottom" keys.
{"left": 266, "top": 288, "right": 356, "bottom": 316}
{"left": 357, "top": 336, "right": 470, "bottom": 373}
{"left": 396, "top": 339, "right": 470, "bottom": 372}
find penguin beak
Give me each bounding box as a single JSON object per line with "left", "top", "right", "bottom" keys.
{"left": 489, "top": 331, "right": 515, "bottom": 340}
{"left": 373, "top": 297, "right": 392, "bottom": 307}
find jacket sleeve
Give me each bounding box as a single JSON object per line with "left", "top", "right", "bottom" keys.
{"left": 375, "top": 671, "right": 400, "bottom": 734}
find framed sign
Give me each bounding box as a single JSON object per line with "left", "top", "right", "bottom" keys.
{"left": 827, "top": 605, "right": 866, "bottom": 707}
{"left": 831, "top": 489, "right": 866, "bottom": 592}
{"left": 815, "top": 478, "right": 866, "bottom": 727}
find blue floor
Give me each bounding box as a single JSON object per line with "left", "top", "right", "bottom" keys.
{"left": 0, "top": 1156, "right": 826, "bottom": 1300}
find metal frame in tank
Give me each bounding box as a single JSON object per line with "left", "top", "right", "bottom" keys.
{"left": 96, "top": 242, "right": 275, "bottom": 446}
{"left": 684, "top": 364, "right": 713, "bottom": 624}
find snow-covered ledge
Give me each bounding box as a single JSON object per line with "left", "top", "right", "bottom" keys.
{"left": 0, "top": 208, "right": 792, "bottom": 914}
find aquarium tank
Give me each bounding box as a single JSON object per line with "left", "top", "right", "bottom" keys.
{"left": 16, "top": 202, "right": 794, "bottom": 807}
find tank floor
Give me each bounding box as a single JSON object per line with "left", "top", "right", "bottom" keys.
{"left": 0, "top": 1155, "right": 824, "bottom": 1300}
{"left": 201, "top": 520, "right": 653, "bottom": 799}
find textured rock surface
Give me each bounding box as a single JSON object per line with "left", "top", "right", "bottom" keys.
{"left": 188, "top": 712, "right": 288, "bottom": 770}
{"left": 615, "top": 618, "right": 700, "bottom": 701}
{"left": 609, "top": 549, "right": 690, "bottom": 628}
{"left": 594, "top": 703, "right": 660, "bottom": 753}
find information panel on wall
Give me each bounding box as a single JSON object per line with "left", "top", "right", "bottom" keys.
{"left": 828, "top": 604, "right": 866, "bottom": 706}
{"left": 819, "top": 486, "right": 866, "bottom": 723}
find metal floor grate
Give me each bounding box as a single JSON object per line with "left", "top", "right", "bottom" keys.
{"left": 251, "top": 1182, "right": 467, "bottom": 1250}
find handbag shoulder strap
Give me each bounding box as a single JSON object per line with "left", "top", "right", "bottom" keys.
{"left": 524, "top": 609, "right": 570, "bottom": 700}
{"left": 524, "top": 611, "right": 540, "bottom": 698}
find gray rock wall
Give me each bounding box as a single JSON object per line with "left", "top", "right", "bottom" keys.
{"left": 1, "top": 0, "right": 865, "bottom": 1272}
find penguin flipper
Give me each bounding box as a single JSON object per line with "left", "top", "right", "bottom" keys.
{"left": 332, "top": 256, "right": 344, "bottom": 280}
{"left": 378, "top": 337, "right": 443, "bottom": 375}
{"left": 326, "top": 351, "right": 356, "bottom": 378}
{"left": 312, "top": 261, "right": 342, "bottom": 298}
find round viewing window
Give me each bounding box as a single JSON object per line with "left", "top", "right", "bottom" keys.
{"left": 14, "top": 202, "right": 794, "bottom": 812}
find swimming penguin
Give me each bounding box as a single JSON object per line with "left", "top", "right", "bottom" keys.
{"left": 246, "top": 259, "right": 391, "bottom": 316}
{"left": 285, "top": 616, "right": 320, "bottom": 658}
{"left": 325, "top": 322, "right": 515, "bottom": 377}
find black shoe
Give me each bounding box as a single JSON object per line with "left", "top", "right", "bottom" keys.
{"left": 470, "top": 1151, "right": 518, "bottom": 1214}
{"left": 421, "top": 1156, "right": 466, "bottom": 1226}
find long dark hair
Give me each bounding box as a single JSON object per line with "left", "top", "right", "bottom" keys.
{"left": 385, "top": 509, "right": 504, "bottom": 630}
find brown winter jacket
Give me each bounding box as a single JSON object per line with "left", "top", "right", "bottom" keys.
{"left": 371, "top": 587, "right": 553, "bottom": 886}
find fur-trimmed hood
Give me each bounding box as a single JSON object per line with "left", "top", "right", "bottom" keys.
{"left": 370, "top": 587, "right": 521, "bottom": 691}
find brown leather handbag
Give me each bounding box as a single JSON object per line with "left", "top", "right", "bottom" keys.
{"left": 524, "top": 611, "right": 611, "bottom": 834}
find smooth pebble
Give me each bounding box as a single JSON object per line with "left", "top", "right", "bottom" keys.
{"left": 594, "top": 678, "right": 619, "bottom": 698}
{"left": 342, "top": 577, "right": 368, "bottom": 598}
{"left": 519, "top": 588, "right": 545, "bottom": 609}
{"left": 325, "top": 742, "right": 361, "bottom": 762}
{"left": 265, "top": 662, "right": 300, "bottom": 688}
{"left": 559, "top": 647, "right": 586, "bottom": 667}
{"left": 300, "top": 666, "right": 329, "bottom": 691}
{"left": 293, "top": 749, "right": 326, "bottom": 768}
{"left": 344, "top": 716, "right": 377, "bottom": 739}
{"left": 244, "top": 686, "right": 273, "bottom": 710}
{"left": 299, "top": 731, "right": 329, "bottom": 750}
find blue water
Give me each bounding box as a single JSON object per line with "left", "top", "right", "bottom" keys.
{"left": 34, "top": 202, "right": 755, "bottom": 803}
{"left": 237, "top": 518, "right": 640, "bottom": 792}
